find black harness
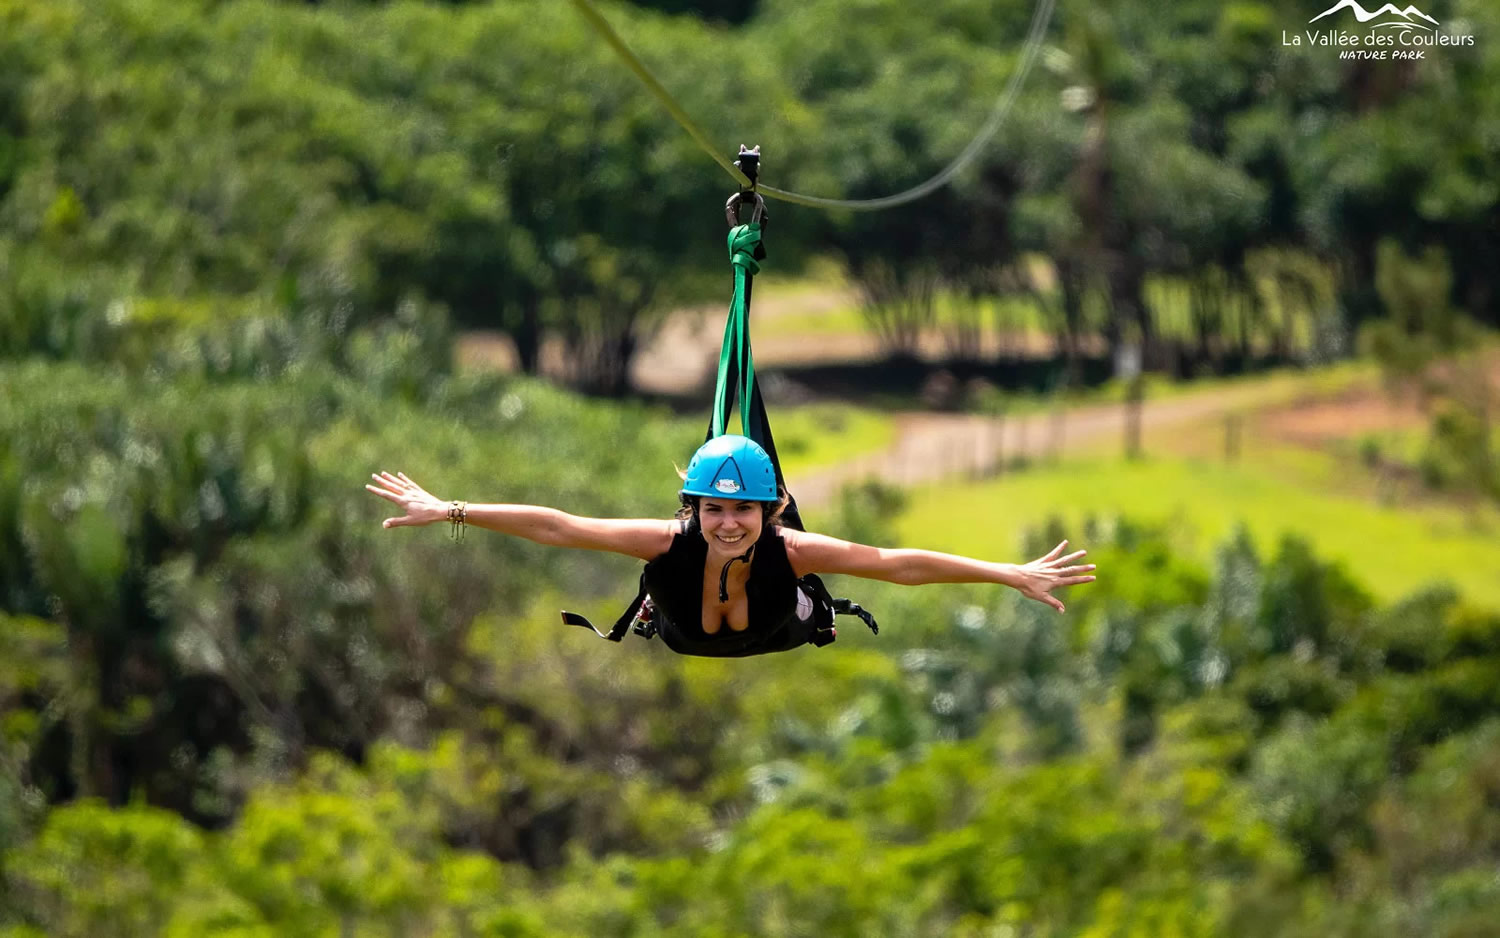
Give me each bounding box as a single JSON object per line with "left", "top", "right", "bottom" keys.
{"left": 561, "top": 522, "right": 877, "bottom": 657}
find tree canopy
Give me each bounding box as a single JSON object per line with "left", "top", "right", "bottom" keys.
{"left": 3, "top": 1, "right": 1500, "bottom": 934}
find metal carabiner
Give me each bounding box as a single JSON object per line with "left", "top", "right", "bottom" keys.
{"left": 724, "top": 190, "right": 769, "bottom": 230}
{"left": 724, "top": 144, "right": 769, "bottom": 231}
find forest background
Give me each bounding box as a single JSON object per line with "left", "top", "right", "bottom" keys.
{"left": 2, "top": 0, "right": 1500, "bottom": 935}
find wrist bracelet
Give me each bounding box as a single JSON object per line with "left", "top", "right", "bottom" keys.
{"left": 448, "top": 500, "right": 467, "bottom": 541}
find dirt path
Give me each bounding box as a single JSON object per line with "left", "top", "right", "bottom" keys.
{"left": 460, "top": 291, "right": 1490, "bottom": 509}
{"left": 793, "top": 355, "right": 1500, "bottom": 507}
{"left": 789, "top": 382, "right": 1283, "bottom": 506}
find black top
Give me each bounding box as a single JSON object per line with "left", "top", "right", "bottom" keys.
{"left": 642, "top": 522, "right": 808, "bottom": 657}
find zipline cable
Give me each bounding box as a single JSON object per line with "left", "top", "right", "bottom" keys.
{"left": 566, "top": 0, "right": 1056, "bottom": 212}
{"left": 567, "top": 0, "right": 751, "bottom": 186}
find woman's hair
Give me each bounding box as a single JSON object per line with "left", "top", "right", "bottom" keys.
{"left": 676, "top": 488, "right": 789, "bottom": 529}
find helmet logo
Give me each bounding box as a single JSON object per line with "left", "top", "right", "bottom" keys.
{"left": 713, "top": 479, "right": 742, "bottom": 494}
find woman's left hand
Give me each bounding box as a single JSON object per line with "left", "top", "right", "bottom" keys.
{"left": 365, "top": 471, "right": 448, "bottom": 528}
{"left": 1014, "top": 540, "right": 1096, "bottom": 613}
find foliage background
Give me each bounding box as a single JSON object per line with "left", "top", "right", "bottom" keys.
{"left": 2, "top": 0, "right": 1499, "bottom": 934}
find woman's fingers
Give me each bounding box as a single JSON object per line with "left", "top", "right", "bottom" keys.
{"left": 368, "top": 476, "right": 414, "bottom": 502}
{"left": 367, "top": 471, "right": 425, "bottom": 531}
{"left": 1019, "top": 544, "right": 1094, "bottom": 612}
{"left": 395, "top": 472, "right": 434, "bottom": 499}
{"left": 365, "top": 483, "right": 402, "bottom": 503}
{"left": 372, "top": 472, "right": 429, "bottom": 498}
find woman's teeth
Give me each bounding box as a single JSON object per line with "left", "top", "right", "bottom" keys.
{"left": 716, "top": 533, "right": 745, "bottom": 544}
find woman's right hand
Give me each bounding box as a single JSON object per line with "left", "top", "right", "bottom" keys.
{"left": 365, "top": 471, "right": 448, "bottom": 529}
{"left": 1012, "top": 540, "right": 1096, "bottom": 613}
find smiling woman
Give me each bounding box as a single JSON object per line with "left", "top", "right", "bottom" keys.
{"left": 365, "top": 434, "right": 1097, "bottom": 658}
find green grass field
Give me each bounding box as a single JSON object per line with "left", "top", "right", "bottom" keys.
{"left": 765, "top": 404, "right": 897, "bottom": 477}
{"left": 763, "top": 290, "right": 1050, "bottom": 340}
{"left": 896, "top": 442, "right": 1500, "bottom": 609}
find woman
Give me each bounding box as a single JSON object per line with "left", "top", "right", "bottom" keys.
{"left": 366, "top": 435, "right": 1096, "bottom": 656}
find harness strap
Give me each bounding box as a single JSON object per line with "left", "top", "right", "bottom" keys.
{"left": 831, "top": 597, "right": 880, "bottom": 635}
{"left": 798, "top": 574, "right": 880, "bottom": 638}
{"left": 713, "top": 222, "right": 762, "bottom": 440}
{"left": 560, "top": 571, "right": 650, "bottom": 642}
{"left": 710, "top": 218, "right": 804, "bottom": 532}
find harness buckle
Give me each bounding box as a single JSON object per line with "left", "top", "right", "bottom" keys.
{"left": 631, "top": 596, "right": 658, "bottom": 640}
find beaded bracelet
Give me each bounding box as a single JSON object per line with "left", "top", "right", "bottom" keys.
{"left": 447, "top": 500, "right": 467, "bottom": 541}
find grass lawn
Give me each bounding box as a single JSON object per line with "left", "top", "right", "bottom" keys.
{"left": 763, "top": 404, "right": 897, "bottom": 477}
{"left": 764, "top": 290, "right": 1049, "bottom": 340}
{"left": 896, "top": 447, "right": 1500, "bottom": 609}
{"left": 1118, "top": 359, "right": 1376, "bottom": 409}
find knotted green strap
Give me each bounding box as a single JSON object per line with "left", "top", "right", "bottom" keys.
{"left": 712, "top": 222, "right": 763, "bottom": 438}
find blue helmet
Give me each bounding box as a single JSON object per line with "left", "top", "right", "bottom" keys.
{"left": 680, "top": 435, "right": 779, "bottom": 501}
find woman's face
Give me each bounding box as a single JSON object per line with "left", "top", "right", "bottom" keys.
{"left": 698, "top": 496, "right": 763, "bottom": 555}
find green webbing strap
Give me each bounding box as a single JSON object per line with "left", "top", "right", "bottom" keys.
{"left": 712, "top": 222, "right": 762, "bottom": 438}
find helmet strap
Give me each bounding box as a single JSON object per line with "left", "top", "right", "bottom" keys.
{"left": 718, "top": 543, "right": 756, "bottom": 603}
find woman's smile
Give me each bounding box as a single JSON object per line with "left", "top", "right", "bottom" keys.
{"left": 700, "top": 497, "right": 762, "bottom": 552}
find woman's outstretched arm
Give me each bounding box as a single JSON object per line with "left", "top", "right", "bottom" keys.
{"left": 365, "top": 471, "right": 675, "bottom": 561}
{"left": 784, "top": 529, "right": 1096, "bottom": 613}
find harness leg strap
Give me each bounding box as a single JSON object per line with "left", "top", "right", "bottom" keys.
{"left": 832, "top": 598, "right": 879, "bottom": 635}
{"left": 561, "top": 573, "right": 650, "bottom": 642}
{"left": 560, "top": 611, "right": 627, "bottom": 641}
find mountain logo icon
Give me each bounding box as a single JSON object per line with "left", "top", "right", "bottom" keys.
{"left": 1309, "top": 1, "right": 1439, "bottom": 30}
